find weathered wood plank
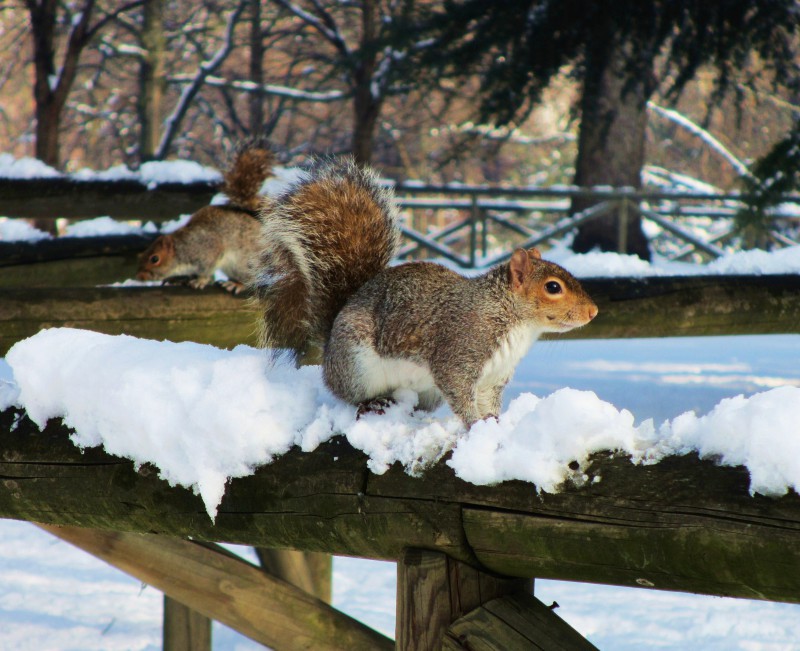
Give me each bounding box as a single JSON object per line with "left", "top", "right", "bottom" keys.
{"left": 395, "top": 548, "right": 531, "bottom": 651}
{"left": 0, "top": 234, "right": 156, "bottom": 267}
{"left": 0, "top": 178, "right": 216, "bottom": 220}
{"left": 1, "top": 275, "right": 798, "bottom": 355}
{"left": 0, "top": 234, "right": 156, "bottom": 288}
{"left": 41, "top": 524, "right": 393, "bottom": 651}
{"left": 163, "top": 596, "right": 212, "bottom": 651}
{"left": 573, "top": 274, "right": 800, "bottom": 339}
{"left": 463, "top": 508, "right": 800, "bottom": 601}
{"left": 2, "top": 408, "right": 800, "bottom": 604}
{"left": 255, "top": 548, "right": 332, "bottom": 603}
{"left": 444, "top": 593, "right": 599, "bottom": 651}
{"left": 0, "top": 256, "right": 139, "bottom": 288}
{"left": 0, "top": 409, "right": 470, "bottom": 563}
{"left": 0, "top": 286, "right": 258, "bottom": 354}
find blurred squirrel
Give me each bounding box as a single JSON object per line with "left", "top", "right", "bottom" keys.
{"left": 136, "top": 140, "right": 274, "bottom": 294}
{"left": 251, "top": 158, "right": 598, "bottom": 426}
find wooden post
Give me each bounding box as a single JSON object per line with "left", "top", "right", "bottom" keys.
{"left": 617, "top": 196, "right": 629, "bottom": 254}
{"left": 163, "top": 596, "right": 212, "bottom": 651}
{"left": 396, "top": 548, "right": 532, "bottom": 651}
{"left": 255, "top": 548, "right": 332, "bottom": 603}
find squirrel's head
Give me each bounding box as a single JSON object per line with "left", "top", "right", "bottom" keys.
{"left": 136, "top": 235, "right": 176, "bottom": 281}
{"left": 508, "top": 247, "right": 598, "bottom": 332}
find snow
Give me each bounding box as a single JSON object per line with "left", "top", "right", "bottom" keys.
{"left": 138, "top": 160, "right": 221, "bottom": 187}
{"left": 2, "top": 328, "right": 799, "bottom": 520}
{"left": 0, "top": 217, "right": 52, "bottom": 242}
{"left": 1, "top": 333, "right": 799, "bottom": 649}
{"left": 0, "top": 153, "right": 61, "bottom": 179}
{"left": 63, "top": 216, "right": 158, "bottom": 238}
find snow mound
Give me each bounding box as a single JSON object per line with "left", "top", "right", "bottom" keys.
{"left": 2, "top": 329, "right": 799, "bottom": 518}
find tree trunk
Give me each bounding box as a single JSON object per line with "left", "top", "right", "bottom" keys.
{"left": 351, "top": 0, "right": 380, "bottom": 165}
{"left": 248, "top": 0, "right": 265, "bottom": 134}
{"left": 28, "top": 0, "right": 95, "bottom": 170}
{"left": 29, "top": 0, "right": 61, "bottom": 168}
{"left": 571, "top": 34, "right": 654, "bottom": 260}
{"left": 139, "top": 0, "right": 166, "bottom": 162}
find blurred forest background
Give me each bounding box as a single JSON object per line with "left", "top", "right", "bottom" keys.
{"left": 1, "top": 1, "right": 799, "bottom": 256}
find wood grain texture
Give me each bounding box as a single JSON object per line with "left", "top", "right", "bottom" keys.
{"left": 396, "top": 549, "right": 530, "bottom": 651}
{"left": 444, "top": 593, "right": 599, "bottom": 650}
{"left": 0, "top": 286, "right": 259, "bottom": 354}
{"left": 0, "top": 234, "right": 156, "bottom": 288}
{"left": 1, "top": 275, "right": 798, "bottom": 354}
{"left": 40, "top": 524, "right": 392, "bottom": 651}
{"left": 2, "top": 408, "right": 800, "bottom": 604}
{"left": 0, "top": 178, "right": 216, "bottom": 219}
{"left": 255, "top": 548, "right": 332, "bottom": 603}
{"left": 163, "top": 596, "right": 212, "bottom": 651}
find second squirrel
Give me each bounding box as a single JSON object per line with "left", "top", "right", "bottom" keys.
{"left": 136, "top": 141, "right": 274, "bottom": 294}
{"left": 252, "top": 159, "right": 598, "bottom": 427}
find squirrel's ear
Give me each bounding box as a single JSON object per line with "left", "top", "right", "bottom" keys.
{"left": 527, "top": 247, "right": 542, "bottom": 260}
{"left": 509, "top": 248, "right": 530, "bottom": 291}
{"left": 161, "top": 234, "right": 175, "bottom": 255}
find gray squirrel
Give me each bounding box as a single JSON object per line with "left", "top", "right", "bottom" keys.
{"left": 136, "top": 140, "right": 274, "bottom": 294}
{"left": 252, "top": 158, "right": 598, "bottom": 426}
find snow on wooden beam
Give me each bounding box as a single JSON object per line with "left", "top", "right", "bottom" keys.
{"left": 1, "top": 407, "right": 799, "bottom": 605}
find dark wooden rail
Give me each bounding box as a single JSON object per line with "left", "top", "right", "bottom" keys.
{"left": 2, "top": 275, "right": 799, "bottom": 355}
{"left": 0, "top": 178, "right": 217, "bottom": 220}
{"left": 1, "top": 406, "right": 798, "bottom": 605}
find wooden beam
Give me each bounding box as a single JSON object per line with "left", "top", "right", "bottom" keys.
{"left": 163, "top": 596, "right": 212, "bottom": 651}
{"left": 1, "top": 275, "right": 798, "bottom": 354}
{"left": 0, "top": 235, "right": 156, "bottom": 288}
{"left": 255, "top": 548, "right": 332, "bottom": 603}
{"left": 39, "top": 524, "right": 393, "bottom": 651}
{"left": 2, "top": 408, "right": 800, "bottom": 604}
{"left": 444, "top": 593, "right": 599, "bottom": 650}
{"left": 572, "top": 274, "right": 800, "bottom": 340}
{"left": 0, "top": 178, "right": 216, "bottom": 220}
{"left": 0, "top": 286, "right": 259, "bottom": 355}
{"left": 396, "top": 548, "right": 531, "bottom": 651}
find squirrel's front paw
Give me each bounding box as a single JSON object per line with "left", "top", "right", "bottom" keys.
{"left": 356, "top": 397, "right": 396, "bottom": 419}
{"left": 219, "top": 280, "right": 246, "bottom": 294}
{"left": 187, "top": 277, "right": 212, "bottom": 290}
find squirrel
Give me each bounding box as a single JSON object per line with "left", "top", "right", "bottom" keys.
{"left": 136, "top": 140, "right": 274, "bottom": 294}
{"left": 251, "top": 158, "right": 598, "bottom": 427}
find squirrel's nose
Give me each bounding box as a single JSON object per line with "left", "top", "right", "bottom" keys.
{"left": 587, "top": 305, "right": 598, "bottom": 321}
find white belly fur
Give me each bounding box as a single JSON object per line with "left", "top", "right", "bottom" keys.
{"left": 478, "top": 324, "right": 541, "bottom": 391}
{"left": 354, "top": 345, "right": 439, "bottom": 397}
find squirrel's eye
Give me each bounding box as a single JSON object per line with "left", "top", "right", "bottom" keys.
{"left": 149, "top": 254, "right": 160, "bottom": 265}
{"left": 544, "top": 280, "right": 563, "bottom": 295}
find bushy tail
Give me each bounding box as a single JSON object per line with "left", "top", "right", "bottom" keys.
{"left": 221, "top": 137, "right": 275, "bottom": 212}
{"left": 252, "top": 157, "right": 400, "bottom": 358}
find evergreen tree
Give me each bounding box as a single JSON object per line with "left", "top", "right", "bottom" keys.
{"left": 406, "top": 0, "right": 800, "bottom": 259}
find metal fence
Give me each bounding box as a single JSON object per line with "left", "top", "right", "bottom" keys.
{"left": 3, "top": 178, "right": 800, "bottom": 269}
{"left": 392, "top": 184, "right": 800, "bottom": 268}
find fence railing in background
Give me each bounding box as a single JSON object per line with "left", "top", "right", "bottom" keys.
{"left": 2, "top": 177, "right": 799, "bottom": 269}
{"left": 392, "top": 184, "right": 800, "bottom": 268}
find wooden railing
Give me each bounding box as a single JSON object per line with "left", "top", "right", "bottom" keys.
{"left": 1, "top": 406, "right": 799, "bottom": 649}
{"left": 2, "top": 178, "right": 800, "bottom": 648}
{"left": 3, "top": 177, "right": 799, "bottom": 267}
